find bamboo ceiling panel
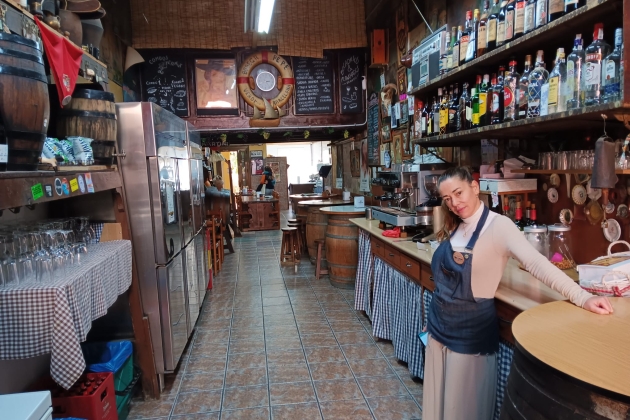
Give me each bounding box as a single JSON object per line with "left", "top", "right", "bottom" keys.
{"left": 130, "top": 0, "right": 366, "bottom": 56}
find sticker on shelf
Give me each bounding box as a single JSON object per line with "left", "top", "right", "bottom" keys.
{"left": 69, "top": 178, "right": 79, "bottom": 192}
{"left": 61, "top": 178, "right": 70, "bottom": 195}
{"left": 44, "top": 185, "right": 53, "bottom": 197}
{"left": 85, "top": 173, "right": 94, "bottom": 193}
{"left": 0, "top": 144, "right": 7, "bottom": 163}
{"left": 31, "top": 183, "right": 44, "bottom": 201}
{"left": 78, "top": 175, "right": 86, "bottom": 193}
{"left": 55, "top": 178, "right": 63, "bottom": 196}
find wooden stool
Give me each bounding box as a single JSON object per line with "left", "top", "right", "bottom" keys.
{"left": 281, "top": 227, "right": 300, "bottom": 268}
{"left": 287, "top": 219, "right": 306, "bottom": 255}
{"left": 315, "top": 239, "right": 328, "bottom": 280}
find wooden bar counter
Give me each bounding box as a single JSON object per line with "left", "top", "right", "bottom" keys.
{"left": 240, "top": 196, "right": 280, "bottom": 231}
{"left": 319, "top": 206, "right": 366, "bottom": 289}
{"left": 298, "top": 199, "right": 353, "bottom": 264}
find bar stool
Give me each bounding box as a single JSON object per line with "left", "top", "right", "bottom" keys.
{"left": 315, "top": 239, "right": 328, "bottom": 279}
{"left": 280, "top": 227, "right": 300, "bottom": 268}
{"left": 287, "top": 218, "right": 306, "bottom": 255}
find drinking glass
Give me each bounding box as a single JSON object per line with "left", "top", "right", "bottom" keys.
{"left": 557, "top": 152, "right": 568, "bottom": 170}
{"left": 36, "top": 256, "right": 53, "bottom": 283}
{"left": 14, "top": 233, "right": 35, "bottom": 283}
{"left": 0, "top": 234, "right": 20, "bottom": 287}
{"left": 579, "top": 150, "right": 589, "bottom": 169}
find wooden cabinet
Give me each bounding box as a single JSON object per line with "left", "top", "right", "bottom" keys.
{"left": 383, "top": 244, "right": 401, "bottom": 269}
{"left": 242, "top": 201, "right": 280, "bottom": 231}
{"left": 371, "top": 237, "right": 385, "bottom": 258}
{"left": 420, "top": 263, "right": 434, "bottom": 292}
{"left": 400, "top": 255, "right": 421, "bottom": 285}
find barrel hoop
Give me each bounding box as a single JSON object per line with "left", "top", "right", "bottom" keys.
{"left": 327, "top": 274, "right": 356, "bottom": 281}
{"left": 58, "top": 110, "right": 117, "bottom": 120}
{"left": 307, "top": 222, "right": 328, "bottom": 226}
{"left": 325, "top": 233, "right": 359, "bottom": 240}
{"left": 327, "top": 262, "right": 357, "bottom": 270}
{"left": 5, "top": 130, "right": 47, "bottom": 140}
{"left": 328, "top": 222, "right": 357, "bottom": 227}
{"left": 72, "top": 89, "right": 115, "bottom": 101}
{"left": 0, "top": 47, "right": 44, "bottom": 64}
{"left": 0, "top": 33, "right": 41, "bottom": 50}
{"left": 0, "top": 64, "right": 47, "bottom": 83}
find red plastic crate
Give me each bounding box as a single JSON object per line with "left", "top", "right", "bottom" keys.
{"left": 50, "top": 372, "right": 118, "bottom": 420}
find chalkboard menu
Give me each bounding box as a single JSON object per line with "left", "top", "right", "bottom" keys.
{"left": 142, "top": 54, "right": 189, "bottom": 117}
{"left": 293, "top": 56, "right": 334, "bottom": 115}
{"left": 367, "top": 93, "right": 380, "bottom": 166}
{"left": 339, "top": 50, "right": 364, "bottom": 114}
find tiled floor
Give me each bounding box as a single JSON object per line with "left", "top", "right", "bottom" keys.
{"left": 128, "top": 211, "right": 423, "bottom": 420}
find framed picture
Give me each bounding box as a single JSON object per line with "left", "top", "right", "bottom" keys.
{"left": 195, "top": 59, "right": 238, "bottom": 113}
{"left": 251, "top": 158, "right": 264, "bottom": 175}
{"left": 350, "top": 149, "right": 361, "bottom": 177}
{"left": 269, "top": 162, "right": 281, "bottom": 182}
{"left": 397, "top": 67, "right": 407, "bottom": 95}
{"left": 402, "top": 131, "right": 412, "bottom": 157}
{"left": 381, "top": 124, "right": 391, "bottom": 143}
{"left": 392, "top": 130, "right": 403, "bottom": 164}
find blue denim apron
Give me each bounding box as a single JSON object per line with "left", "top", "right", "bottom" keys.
{"left": 427, "top": 205, "right": 499, "bottom": 355}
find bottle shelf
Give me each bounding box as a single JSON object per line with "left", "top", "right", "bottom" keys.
{"left": 411, "top": 101, "right": 626, "bottom": 146}
{"left": 409, "top": 0, "right": 621, "bottom": 98}
{"left": 510, "top": 169, "right": 630, "bottom": 174}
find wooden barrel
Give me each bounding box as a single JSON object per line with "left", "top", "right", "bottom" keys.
{"left": 501, "top": 344, "right": 630, "bottom": 419}
{"left": 296, "top": 202, "right": 308, "bottom": 226}
{"left": 0, "top": 33, "right": 50, "bottom": 171}
{"left": 325, "top": 214, "right": 359, "bottom": 289}
{"left": 57, "top": 89, "right": 117, "bottom": 165}
{"left": 306, "top": 207, "right": 328, "bottom": 265}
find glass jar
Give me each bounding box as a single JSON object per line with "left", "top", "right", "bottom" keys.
{"left": 524, "top": 225, "right": 548, "bottom": 258}
{"left": 547, "top": 224, "right": 574, "bottom": 270}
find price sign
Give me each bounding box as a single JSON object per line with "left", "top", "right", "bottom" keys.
{"left": 31, "top": 183, "right": 44, "bottom": 201}
{"left": 70, "top": 178, "right": 79, "bottom": 192}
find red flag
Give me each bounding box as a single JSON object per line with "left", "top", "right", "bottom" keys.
{"left": 34, "top": 17, "right": 83, "bottom": 107}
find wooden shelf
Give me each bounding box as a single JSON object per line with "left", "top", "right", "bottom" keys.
{"left": 0, "top": 170, "right": 121, "bottom": 211}
{"left": 409, "top": 0, "right": 621, "bottom": 97}
{"left": 412, "top": 102, "right": 626, "bottom": 146}
{"left": 511, "top": 169, "right": 630, "bottom": 174}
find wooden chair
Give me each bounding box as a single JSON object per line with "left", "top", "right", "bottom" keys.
{"left": 206, "top": 209, "right": 224, "bottom": 265}
{"left": 234, "top": 194, "right": 252, "bottom": 230}
{"left": 315, "top": 239, "right": 328, "bottom": 280}
{"left": 206, "top": 214, "right": 222, "bottom": 273}
{"left": 287, "top": 218, "right": 306, "bottom": 255}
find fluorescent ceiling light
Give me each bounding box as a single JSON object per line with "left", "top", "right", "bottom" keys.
{"left": 244, "top": 0, "right": 276, "bottom": 33}
{"left": 257, "top": 0, "right": 276, "bottom": 33}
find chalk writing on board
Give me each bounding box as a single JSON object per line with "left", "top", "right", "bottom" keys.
{"left": 339, "top": 51, "right": 364, "bottom": 114}
{"left": 294, "top": 56, "right": 334, "bottom": 115}
{"left": 143, "top": 55, "right": 189, "bottom": 117}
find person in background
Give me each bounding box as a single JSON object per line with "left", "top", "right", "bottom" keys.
{"left": 423, "top": 166, "right": 613, "bottom": 420}
{"left": 256, "top": 166, "right": 275, "bottom": 196}
{"left": 206, "top": 176, "right": 230, "bottom": 198}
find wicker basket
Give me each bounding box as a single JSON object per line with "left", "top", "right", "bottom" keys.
{"left": 580, "top": 241, "right": 630, "bottom": 297}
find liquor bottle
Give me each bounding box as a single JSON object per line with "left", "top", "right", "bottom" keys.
{"left": 514, "top": 0, "right": 526, "bottom": 38}
{"left": 518, "top": 55, "right": 533, "bottom": 119}
{"left": 601, "top": 28, "right": 623, "bottom": 104}
{"left": 421, "top": 100, "right": 429, "bottom": 137}
{"left": 427, "top": 96, "right": 436, "bottom": 136}
{"left": 528, "top": 203, "right": 538, "bottom": 226}
{"left": 458, "top": 82, "right": 471, "bottom": 131}
{"left": 472, "top": 75, "right": 482, "bottom": 127}
{"left": 497, "top": 0, "right": 508, "bottom": 47}
{"left": 414, "top": 99, "right": 424, "bottom": 138}
{"left": 460, "top": 12, "right": 473, "bottom": 66}
{"left": 433, "top": 90, "right": 442, "bottom": 136}
{"left": 566, "top": 35, "right": 585, "bottom": 109}
{"left": 452, "top": 26, "right": 463, "bottom": 70}
{"left": 547, "top": 48, "right": 567, "bottom": 113}
{"left": 524, "top": 201, "right": 532, "bottom": 225}
{"left": 439, "top": 87, "right": 450, "bottom": 135}
{"left": 480, "top": 74, "right": 491, "bottom": 126}
{"left": 466, "top": 9, "right": 480, "bottom": 62}
{"left": 490, "top": 69, "right": 505, "bottom": 124}
{"left": 584, "top": 23, "right": 611, "bottom": 106}
{"left": 524, "top": 0, "right": 536, "bottom": 34}
{"left": 440, "top": 30, "right": 451, "bottom": 75}
{"left": 514, "top": 201, "right": 525, "bottom": 231}
{"left": 446, "top": 27, "right": 457, "bottom": 72}
{"left": 505, "top": 0, "right": 516, "bottom": 43}
{"left": 448, "top": 84, "right": 459, "bottom": 132}
{"left": 535, "top": 0, "right": 547, "bottom": 29}
{"left": 504, "top": 60, "right": 520, "bottom": 121}
{"left": 487, "top": 0, "right": 500, "bottom": 51}
{"left": 527, "top": 50, "right": 549, "bottom": 118}
{"left": 549, "top": 0, "right": 564, "bottom": 22}
{"left": 503, "top": 196, "right": 512, "bottom": 219}
{"left": 478, "top": 1, "right": 490, "bottom": 57}
{"left": 564, "top": 0, "right": 585, "bottom": 13}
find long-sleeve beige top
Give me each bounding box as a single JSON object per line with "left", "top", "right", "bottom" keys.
{"left": 450, "top": 204, "right": 593, "bottom": 308}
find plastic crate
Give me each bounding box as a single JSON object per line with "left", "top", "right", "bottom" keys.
{"left": 82, "top": 341, "right": 136, "bottom": 408}
{"left": 50, "top": 372, "right": 118, "bottom": 420}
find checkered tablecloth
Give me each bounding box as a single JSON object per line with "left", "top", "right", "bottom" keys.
{"left": 355, "top": 230, "right": 373, "bottom": 317}
{"left": 495, "top": 339, "right": 515, "bottom": 420}
{"left": 371, "top": 257, "right": 392, "bottom": 340}
{"left": 0, "top": 240, "right": 132, "bottom": 389}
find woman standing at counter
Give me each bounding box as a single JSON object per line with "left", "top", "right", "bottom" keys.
{"left": 256, "top": 166, "right": 275, "bottom": 196}
{"left": 423, "top": 167, "right": 613, "bottom": 420}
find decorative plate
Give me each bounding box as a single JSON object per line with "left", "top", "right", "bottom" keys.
{"left": 603, "top": 218, "right": 621, "bottom": 242}
{"left": 617, "top": 204, "right": 629, "bottom": 219}
{"left": 587, "top": 179, "right": 602, "bottom": 200}
{"left": 550, "top": 173, "right": 561, "bottom": 187}
{"left": 559, "top": 208, "right": 573, "bottom": 225}
{"left": 571, "top": 184, "right": 587, "bottom": 205}
{"left": 547, "top": 187, "right": 559, "bottom": 203}
{"left": 605, "top": 201, "right": 615, "bottom": 214}
{"left": 542, "top": 182, "right": 548, "bottom": 191}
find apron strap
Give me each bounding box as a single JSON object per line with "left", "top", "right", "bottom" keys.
{"left": 465, "top": 204, "right": 490, "bottom": 251}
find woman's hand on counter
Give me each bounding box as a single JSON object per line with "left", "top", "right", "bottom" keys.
{"left": 583, "top": 296, "right": 614, "bottom": 315}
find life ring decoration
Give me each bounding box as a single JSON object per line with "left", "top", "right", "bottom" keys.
{"left": 237, "top": 50, "right": 294, "bottom": 112}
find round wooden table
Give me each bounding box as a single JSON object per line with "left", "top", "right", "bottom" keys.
{"left": 298, "top": 199, "right": 353, "bottom": 265}
{"left": 502, "top": 298, "right": 630, "bottom": 419}
{"left": 319, "top": 206, "right": 365, "bottom": 289}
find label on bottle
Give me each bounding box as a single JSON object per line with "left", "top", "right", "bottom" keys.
{"left": 440, "top": 57, "right": 446, "bottom": 73}
{"left": 549, "top": 0, "right": 563, "bottom": 14}
{"left": 460, "top": 35, "right": 470, "bottom": 63}
{"left": 478, "top": 25, "right": 487, "bottom": 50}
{"left": 479, "top": 92, "right": 488, "bottom": 117}
{"left": 565, "top": 0, "right": 578, "bottom": 5}
{"left": 548, "top": 76, "right": 559, "bottom": 106}
{"left": 515, "top": 3, "right": 525, "bottom": 34}
{"left": 506, "top": 11, "right": 515, "bottom": 39}
{"left": 488, "top": 19, "right": 497, "bottom": 43}
{"left": 466, "top": 32, "right": 476, "bottom": 61}
{"left": 497, "top": 21, "right": 505, "bottom": 43}
{"left": 492, "top": 91, "right": 501, "bottom": 113}
{"left": 421, "top": 117, "right": 427, "bottom": 132}
{"left": 603, "top": 82, "right": 620, "bottom": 97}
{"left": 524, "top": 3, "right": 535, "bottom": 32}
{"left": 473, "top": 110, "right": 480, "bottom": 124}
{"left": 446, "top": 54, "right": 453, "bottom": 70}
{"left": 566, "top": 61, "right": 575, "bottom": 97}
{"left": 449, "top": 109, "right": 456, "bottom": 123}
{"left": 605, "top": 59, "right": 616, "bottom": 80}
{"left": 504, "top": 86, "right": 515, "bottom": 108}
{"left": 439, "top": 109, "right": 448, "bottom": 128}
{"left": 452, "top": 45, "right": 460, "bottom": 68}
{"left": 540, "top": 83, "right": 549, "bottom": 115}
{"left": 584, "top": 60, "right": 601, "bottom": 86}
{"left": 466, "top": 106, "right": 472, "bottom": 121}
{"left": 518, "top": 86, "right": 527, "bottom": 117}
{"left": 535, "top": 0, "right": 547, "bottom": 27}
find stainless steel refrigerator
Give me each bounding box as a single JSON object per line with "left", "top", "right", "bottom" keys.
{"left": 116, "top": 102, "right": 207, "bottom": 374}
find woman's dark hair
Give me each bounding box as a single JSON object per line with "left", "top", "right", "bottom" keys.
{"left": 436, "top": 167, "right": 475, "bottom": 241}
{"left": 264, "top": 166, "right": 273, "bottom": 174}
